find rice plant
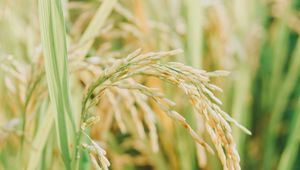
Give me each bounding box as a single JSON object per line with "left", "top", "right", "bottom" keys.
{"left": 1, "top": 0, "right": 300, "bottom": 170}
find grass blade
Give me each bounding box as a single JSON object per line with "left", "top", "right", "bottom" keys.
{"left": 278, "top": 96, "right": 300, "bottom": 170}
{"left": 186, "top": 0, "right": 202, "bottom": 68}
{"left": 78, "top": 0, "right": 118, "bottom": 58}
{"left": 264, "top": 38, "right": 300, "bottom": 169}
{"left": 38, "top": 0, "right": 75, "bottom": 169}
{"left": 27, "top": 100, "right": 53, "bottom": 170}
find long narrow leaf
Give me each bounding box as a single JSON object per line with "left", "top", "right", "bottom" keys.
{"left": 38, "top": 0, "right": 75, "bottom": 169}
{"left": 278, "top": 96, "right": 300, "bottom": 170}
{"left": 27, "top": 100, "right": 53, "bottom": 170}
{"left": 78, "top": 0, "right": 118, "bottom": 58}
{"left": 264, "top": 38, "right": 300, "bottom": 169}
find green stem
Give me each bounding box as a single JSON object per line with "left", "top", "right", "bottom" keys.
{"left": 263, "top": 38, "right": 300, "bottom": 169}
{"left": 278, "top": 96, "right": 300, "bottom": 170}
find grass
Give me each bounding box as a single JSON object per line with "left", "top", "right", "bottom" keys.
{"left": 1, "top": 0, "right": 300, "bottom": 170}
{"left": 38, "top": 0, "right": 75, "bottom": 169}
{"left": 278, "top": 94, "right": 300, "bottom": 170}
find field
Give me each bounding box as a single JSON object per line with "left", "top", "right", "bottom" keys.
{"left": 0, "top": 0, "right": 300, "bottom": 170}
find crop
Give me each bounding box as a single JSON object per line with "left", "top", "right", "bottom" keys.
{"left": 0, "top": 0, "right": 300, "bottom": 170}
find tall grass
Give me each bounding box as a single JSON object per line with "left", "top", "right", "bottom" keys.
{"left": 1, "top": 0, "right": 300, "bottom": 170}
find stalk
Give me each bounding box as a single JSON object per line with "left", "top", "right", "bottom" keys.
{"left": 278, "top": 96, "right": 300, "bottom": 170}
{"left": 186, "top": 0, "right": 202, "bottom": 68}
{"left": 263, "top": 38, "right": 300, "bottom": 169}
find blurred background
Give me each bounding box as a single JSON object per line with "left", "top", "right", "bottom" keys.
{"left": 0, "top": 0, "right": 300, "bottom": 169}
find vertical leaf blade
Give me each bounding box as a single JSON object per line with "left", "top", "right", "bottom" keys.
{"left": 38, "top": 0, "right": 74, "bottom": 169}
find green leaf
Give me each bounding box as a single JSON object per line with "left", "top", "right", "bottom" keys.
{"left": 38, "top": 0, "right": 75, "bottom": 169}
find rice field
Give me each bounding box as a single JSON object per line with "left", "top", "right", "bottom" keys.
{"left": 0, "top": 0, "right": 300, "bottom": 170}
